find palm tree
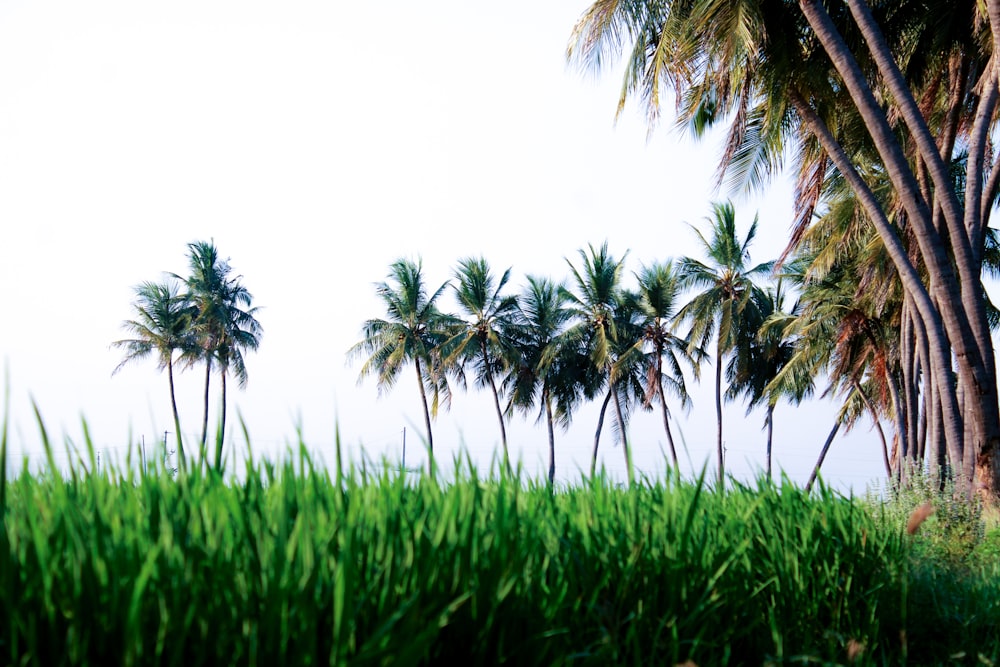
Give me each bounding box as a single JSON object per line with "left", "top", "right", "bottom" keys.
{"left": 632, "top": 261, "right": 700, "bottom": 469}
{"left": 562, "top": 242, "right": 637, "bottom": 484}
{"left": 504, "top": 276, "right": 591, "bottom": 484}
{"left": 348, "top": 257, "right": 457, "bottom": 470}
{"left": 177, "top": 240, "right": 262, "bottom": 469}
{"left": 567, "top": 0, "right": 1000, "bottom": 501}
{"left": 444, "top": 257, "right": 519, "bottom": 471}
{"left": 677, "top": 201, "right": 772, "bottom": 487}
{"left": 112, "top": 279, "right": 197, "bottom": 463}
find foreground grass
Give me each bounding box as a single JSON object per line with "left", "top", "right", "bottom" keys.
{"left": 1, "top": 442, "right": 999, "bottom": 666}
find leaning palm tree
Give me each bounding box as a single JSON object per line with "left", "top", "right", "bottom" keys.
{"left": 677, "top": 201, "right": 773, "bottom": 487}
{"left": 112, "top": 279, "right": 197, "bottom": 463}
{"left": 443, "top": 256, "right": 519, "bottom": 471}
{"left": 177, "top": 240, "right": 262, "bottom": 469}
{"left": 562, "top": 242, "right": 636, "bottom": 485}
{"left": 348, "top": 257, "right": 457, "bottom": 470}
{"left": 632, "top": 261, "right": 700, "bottom": 469}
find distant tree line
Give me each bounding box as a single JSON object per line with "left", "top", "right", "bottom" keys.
{"left": 350, "top": 201, "right": 916, "bottom": 488}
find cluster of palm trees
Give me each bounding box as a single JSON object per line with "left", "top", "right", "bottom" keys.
{"left": 112, "top": 241, "right": 262, "bottom": 470}
{"left": 567, "top": 0, "right": 1000, "bottom": 500}
{"left": 351, "top": 203, "right": 820, "bottom": 486}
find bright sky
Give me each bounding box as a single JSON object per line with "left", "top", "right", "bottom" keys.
{"left": 0, "top": 0, "right": 889, "bottom": 491}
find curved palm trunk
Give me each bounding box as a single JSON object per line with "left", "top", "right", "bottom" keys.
{"left": 414, "top": 357, "right": 435, "bottom": 474}
{"left": 657, "top": 376, "right": 679, "bottom": 469}
{"left": 200, "top": 357, "right": 212, "bottom": 464}
{"left": 544, "top": 387, "right": 556, "bottom": 485}
{"left": 590, "top": 390, "right": 613, "bottom": 478}
{"left": 715, "top": 339, "right": 724, "bottom": 488}
{"left": 789, "top": 90, "right": 966, "bottom": 479}
{"left": 805, "top": 420, "right": 842, "bottom": 493}
{"left": 482, "top": 338, "right": 510, "bottom": 472}
{"left": 799, "top": 0, "right": 1000, "bottom": 501}
{"left": 166, "top": 358, "right": 185, "bottom": 465}
{"left": 215, "top": 368, "right": 227, "bottom": 472}
{"left": 611, "top": 379, "right": 632, "bottom": 487}
{"left": 765, "top": 404, "right": 774, "bottom": 481}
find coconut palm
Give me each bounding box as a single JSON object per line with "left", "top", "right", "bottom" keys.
{"left": 562, "top": 242, "right": 637, "bottom": 484}
{"left": 677, "top": 201, "right": 773, "bottom": 486}
{"left": 567, "top": 0, "right": 1000, "bottom": 500}
{"left": 177, "top": 240, "right": 262, "bottom": 470}
{"left": 504, "top": 275, "right": 593, "bottom": 484}
{"left": 444, "top": 256, "right": 519, "bottom": 471}
{"left": 632, "top": 261, "right": 701, "bottom": 469}
{"left": 348, "top": 257, "right": 457, "bottom": 470}
{"left": 112, "top": 279, "right": 197, "bottom": 462}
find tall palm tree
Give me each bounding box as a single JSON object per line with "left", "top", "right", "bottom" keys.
{"left": 677, "top": 201, "right": 773, "bottom": 486}
{"left": 112, "top": 279, "right": 197, "bottom": 462}
{"left": 348, "top": 257, "right": 457, "bottom": 470}
{"left": 504, "top": 276, "right": 592, "bottom": 484}
{"left": 567, "top": 0, "right": 1000, "bottom": 501}
{"left": 562, "top": 242, "right": 637, "bottom": 485}
{"left": 177, "top": 240, "right": 262, "bottom": 469}
{"left": 632, "top": 261, "right": 700, "bottom": 469}
{"left": 444, "top": 256, "right": 519, "bottom": 470}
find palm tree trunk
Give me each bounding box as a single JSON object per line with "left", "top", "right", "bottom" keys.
{"left": 215, "top": 368, "right": 227, "bottom": 472}
{"left": 167, "top": 358, "right": 185, "bottom": 465}
{"left": 765, "top": 404, "right": 774, "bottom": 482}
{"left": 715, "top": 338, "right": 725, "bottom": 488}
{"left": 789, "top": 89, "right": 966, "bottom": 476}
{"left": 805, "top": 420, "right": 842, "bottom": 493}
{"left": 799, "top": 0, "right": 1000, "bottom": 502}
{"left": 611, "top": 380, "right": 632, "bottom": 487}
{"left": 485, "top": 361, "right": 510, "bottom": 472}
{"left": 414, "top": 358, "right": 434, "bottom": 474}
{"left": 657, "top": 377, "right": 679, "bottom": 469}
{"left": 200, "top": 356, "right": 212, "bottom": 463}
{"left": 544, "top": 387, "right": 556, "bottom": 485}
{"left": 590, "top": 390, "right": 613, "bottom": 478}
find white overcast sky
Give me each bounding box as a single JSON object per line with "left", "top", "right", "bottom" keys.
{"left": 0, "top": 0, "right": 889, "bottom": 490}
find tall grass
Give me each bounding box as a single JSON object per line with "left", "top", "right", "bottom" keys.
{"left": 1, "top": 424, "right": 998, "bottom": 665}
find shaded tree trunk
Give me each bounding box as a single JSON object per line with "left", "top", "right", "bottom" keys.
{"left": 657, "top": 376, "right": 679, "bottom": 468}
{"left": 482, "top": 336, "right": 510, "bottom": 472}
{"left": 611, "top": 380, "right": 632, "bottom": 487}
{"left": 200, "top": 357, "right": 212, "bottom": 464}
{"left": 805, "top": 420, "right": 842, "bottom": 493}
{"left": 545, "top": 388, "right": 556, "bottom": 485}
{"left": 715, "top": 338, "right": 725, "bottom": 488}
{"left": 765, "top": 404, "right": 774, "bottom": 482}
{"left": 166, "top": 358, "right": 185, "bottom": 465}
{"left": 414, "top": 358, "right": 435, "bottom": 474}
{"left": 215, "top": 368, "right": 227, "bottom": 472}
{"left": 590, "top": 390, "right": 613, "bottom": 478}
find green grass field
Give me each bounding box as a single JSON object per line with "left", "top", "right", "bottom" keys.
{"left": 2, "top": 427, "right": 999, "bottom": 666}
